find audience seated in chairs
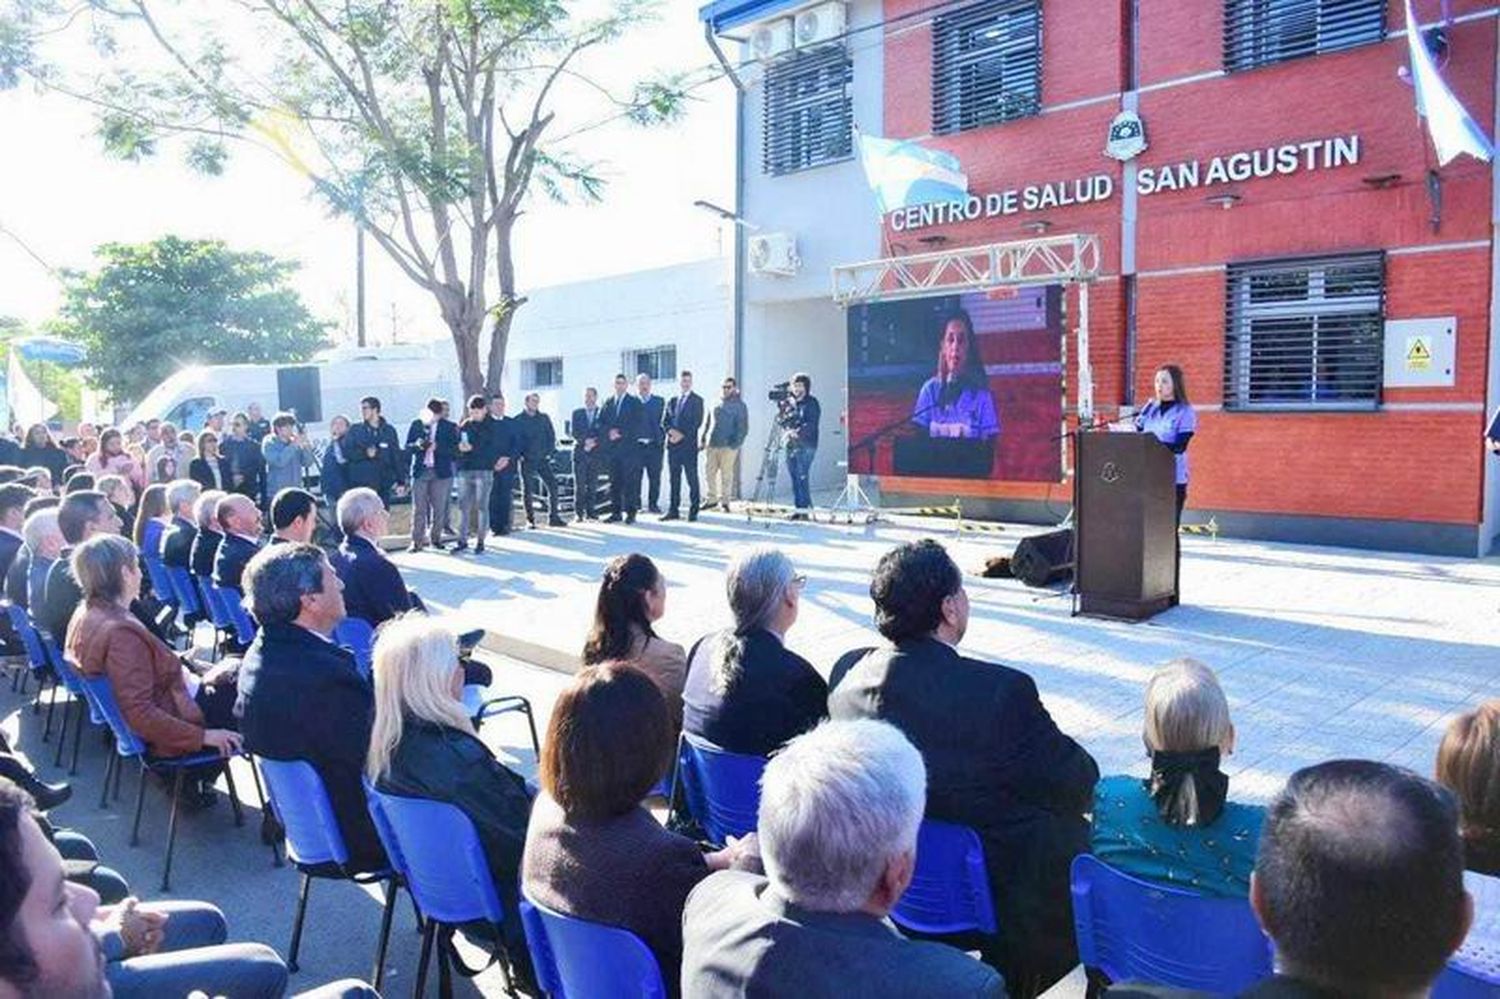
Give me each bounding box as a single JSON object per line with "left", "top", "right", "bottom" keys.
{"left": 829, "top": 539, "right": 1098, "bottom": 998}
{"left": 1109, "top": 760, "right": 1475, "bottom": 998}
{"left": 39, "top": 491, "right": 126, "bottom": 644}
{"left": 64, "top": 534, "right": 242, "bottom": 810}
{"left": 333, "top": 488, "right": 421, "bottom": 627}
{"left": 682, "top": 546, "right": 826, "bottom": 756}
{"left": 19, "top": 509, "right": 61, "bottom": 612}
{"left": 581, "top": 555, "right": 687, "bottom": 733}
{"left": 159, "top": 479, "right": 202, "bottom": 569}
{"left": 0, "top": 778, "right": 289, "bottom": 999}
{"left": 682, "top": 718, "right": 1004, "bottom": 998}
{"left": 366, "top": 615, "right": 533, "bottom": 983}
{"left": 1091, "top": 658, "right": 1263, "bottom": 898}
{"left": 524, "top": 664, "right": 749, "bottom": 994}
{"left": 236, "top": 542, "right": 386, "bottom": 872}
{"left": 1436, "top": 699, "right": 1500, "bottom": 876}
{"left": 268, "top": 487, "right": 318, "bottom": 546}
{"left": 189, "top": 490, "right": 226, "bottom": 580}
{"left": 212, "top": 494, "right": 263, "bottom": 594}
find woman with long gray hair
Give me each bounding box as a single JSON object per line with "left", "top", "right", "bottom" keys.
{"left": 681, "top": 546, "right": 826, "bottom": 756}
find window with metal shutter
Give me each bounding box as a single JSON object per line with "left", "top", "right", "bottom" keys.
{"left": 932, "top": 0, "right": 1041, "bottom": 135}
{"left": 761, "top": 47, "right": 853, "bottom": 176}
{"left": 1224, "top": 0, "right": 1386, "bottom": 72}
{"left": 1223, "top": 253, "right": 1385, "bottom": 410}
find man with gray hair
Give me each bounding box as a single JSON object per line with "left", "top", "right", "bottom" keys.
{"left": 19, "top": 507, "right": 62, "bottom": 611}
{"left": 235, "top": 542, "right": 386, "bottom": 871}
{"left": 331, "top": 487, "right": 418, "bottom": 626}
{"left": 160, "top": 478, "right": 203, "bottom": 570}
{"left": 682, "top": 719, "right": 1003, "bottom": 997}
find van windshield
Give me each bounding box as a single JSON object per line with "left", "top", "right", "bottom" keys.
{"left": 121, "top": 370, "right": 206, "bottom": 429}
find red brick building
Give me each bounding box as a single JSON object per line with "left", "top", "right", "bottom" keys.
{"left": 702, "top": 0, "right": 1499, "bottom": 555}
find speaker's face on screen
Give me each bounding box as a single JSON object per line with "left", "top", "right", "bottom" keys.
{"left": 942, "top": 320, "right": 970, "bottom": 373}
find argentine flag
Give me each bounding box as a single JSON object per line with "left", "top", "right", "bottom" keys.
{"left": 857, "top": 131, "right": 969, "bottom": 215}
{"left": 1404, "top": 0, "right": 1492, "bottom": 166}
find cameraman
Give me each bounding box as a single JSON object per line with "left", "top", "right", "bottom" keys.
{"left": 783, "top": 372, "right": 820, "bottom": 520}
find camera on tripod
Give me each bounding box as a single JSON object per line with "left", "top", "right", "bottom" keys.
{"left": 768, "top": 382, "right": 797, "bottom": 428}
{"left": 767, "top": 381, "right": 792, "bottom": 403}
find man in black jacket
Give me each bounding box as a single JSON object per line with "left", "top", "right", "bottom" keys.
{"left": 599, "top": 373, "right": 644, "bottom": 524}
{"left": 38, "top": 492, "right": 124, "bottom": 642}
{"left": 343, "top": 396, "right": 405, "bottom": 507}
{"left": 486, "top": 394, "right": 521, "bottom": 537}
{"left": 515, "top": 393, "right": 565, "bottom": 528}
{"left": 829, "top": 539, "right": 1098, "bottom": 997}
{"left": 662, "top": 370, "right": 704, "bottom": 522}
{"left": 236, "top": 543, "right": 386, "bottom": 872}
{"left": 189, "top": 490, "right": 225, "bottom": 578}
{"left": 221, "top": 413, "right": 266, "bottom": 503}
{"left": 403, "top": 398, "right": 459, "bottom": 553}
{"left": 0, "top": 483, "right": 30, "bottom": 580}
{"left": 159, "top": 479, "right": 202, "bottom": 569}
{"left": 634, "top": 374, "right": 666, "bottom": 514}
{"left": 454, "top": 394, "right": 498, "bottom": 553}
{"left": 569, "top": 387, "right": 603, "bottom": 522}
{"left": 212, "top": 494, "right": 264, "bottom": 594}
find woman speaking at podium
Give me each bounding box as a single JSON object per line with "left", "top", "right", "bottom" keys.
{"left": 911, "top": 310, "right": 1001, "bottom": 441}
{"left": 1131, "top": 365, "right": 1197, "bottom": 523}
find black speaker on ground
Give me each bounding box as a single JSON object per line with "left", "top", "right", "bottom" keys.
{"left": 1011, "top": 529, "right": 1074, "bottom": 587}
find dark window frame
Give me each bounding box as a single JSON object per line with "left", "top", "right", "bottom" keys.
{"left": 761, "top": 46, "right": 854, "bottom": 176}
{"left": 1223, "top": 0, "right": 1387, "bottom": 72}
{"left": 522, "top": 357, "right": 564, "bottom": 390}
{"left": 932, "top": 0, "right": 1042, "bottom": 136}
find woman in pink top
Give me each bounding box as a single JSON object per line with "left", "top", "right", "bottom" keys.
{"left": 86, "top": 428, "right": 146, "bottom": 490}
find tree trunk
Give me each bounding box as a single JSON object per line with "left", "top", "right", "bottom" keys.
{"left": 438, "top": 291, "right": 486, "bottom": 400}
{"left": 485, "top": 215, "right": 522, "bottom": 396}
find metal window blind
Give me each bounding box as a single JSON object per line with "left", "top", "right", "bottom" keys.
{"left": 932, "top": 0, "right": 1041, "bottom": 135}
{"left": 762, "top": 47, "right": 853, "bottom": 176}
{"left": 1224, "top": 0, "right": 1386, "bottom": 72}
{"left": 1223, "top": 253, "right": 1385, "bottom": 410}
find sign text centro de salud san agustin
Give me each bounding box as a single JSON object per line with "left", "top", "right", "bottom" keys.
{"left": 887, "top": 133, "right": 1362, "bottom": 232}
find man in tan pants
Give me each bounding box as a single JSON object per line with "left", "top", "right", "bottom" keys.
{"left": 701, "top": 376, "right": 749, "bottom": 511}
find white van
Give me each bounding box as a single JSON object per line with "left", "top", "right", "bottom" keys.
{"left": 121, "top": 342, "right": 464, "bottom": 442}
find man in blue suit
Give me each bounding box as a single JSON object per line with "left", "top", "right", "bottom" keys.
{"left": 662, "top": 371, "right": 705, "bottom": 522}
{"left": 599, "top": 374, "right": 645, "bottom": 524}
{"left": 212, "top": 494, "right": 264, "bottom": 593}
{"left": 331, "top": 488, "right": 419, "bottom": 627}
{"left": 634, "top": 373, "right": 666, "bottom": 514}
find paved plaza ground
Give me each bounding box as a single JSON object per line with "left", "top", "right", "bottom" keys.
{"left": 2, "top": 514, "right": 1496, "bottom": 996}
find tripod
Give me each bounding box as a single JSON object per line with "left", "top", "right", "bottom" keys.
{"left": 746, "top": 420, "right": 788, "bottom": 520}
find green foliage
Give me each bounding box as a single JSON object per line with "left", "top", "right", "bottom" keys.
{"left": 52, "top": 236, "right": 331, "bottom": 404}
{"left": 0, "top": 316, "right": 83, "bottom": 421}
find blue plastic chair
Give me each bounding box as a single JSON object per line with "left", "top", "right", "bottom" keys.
{"left": 39, "top": 632, "right": 95, "bottom": 774}
{"left": 364, "top": 783, "right": 519, "bottom": 997}
{"left": 8, "top": 605, "right": 58, "bottom": 732}
{"left": 81, "top": 673, "right": 247, "bottom": 891}
{"left": 142, "top": 557, "right": 177, "bottom": 606}
{"left": 669, "top": 731, "right": 767, "bottom": 846}
{"left": 257, "top": 759, "right": 399, "bottom": 991}
{"left": 1071, "top": 854, "right": 1273, "bottom": 994}
{"left": 209, "top": 581, "right": 258, "bottom": 645}
{"left": 332, "top": 616, "right": 376, "bottom": 676}
{"left": 1434, "top": 871, "right": 1500, "bottom": 998}
{"left": 196, "top": 575, "right": 234, "bottom": 654}
{"left": 520, "top": 893, "right": 667, "bottom": 999}
{"left": 166, "top": 564, "right": 203, "bottom": 619}
{"left": 892, "top": 820, "right": 999, "bottom": 936}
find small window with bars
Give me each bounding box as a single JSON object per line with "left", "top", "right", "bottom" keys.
{"left": 932, "top": 0, "right": 1041, "bottom": 135}
{"left": 1223, "top": 253, "right": 1385, "bottom": 410}
{"left": 762, "top": 48, "right": 853, "bottom": 176}
{"left": 522, "top": 357, "right": 563, "bottom": 390}
{"left": 1224, "top": 0, "right": 1387, "bottom": 72}
{"left": 624, "top": 346, "right": 677, "bottom": 383}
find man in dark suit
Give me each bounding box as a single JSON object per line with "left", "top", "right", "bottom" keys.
{"left": 331, "top": 487, "right": 418, "bottom": 626}
{"left": 38, "top": 491, "right": 124, "bottom": 642}
{"left": 403, "top": 397, "right": 459, "bottom": 552}
{"left": 159, "top": 479, "right": 202, "bottom": 570}
{"left": 236, "top": 543, "right": 387, "bottom": 872}
{"left": 829, "top": 539, "right": 1098, "bottom": 997}
{"left": 515, "top": 393, "right": 565, "bottom": 528}
{"left": 599, "top": 373, "right": 644, "bottom": 523}
{"left": 682, "top": 718, "right": 1004, "bottom": 998}
{"left": 344, "top": 396, "right": 406, "bottom": 507}
{"left": 0, "top": 484, "right": 30, "bottom": 580}
{"left": 212, "top": 493, "right": 264, "bottom": 593}
{"left": 569, "top": 387, "right": 604, "bottom": 522}
{"left": 662, "top": 370, "right": 705, "bottom": 522}
{"left": 487, "top": 394, "right": 522, "bottom": 536}
{"left": 634, "top": 373, "right": 666, "bottom": 514}
{"left": 189, "top": 490, "right": 225, "bottom": 578}
{"left": 221, "top": 412, "right": 266, "bottom": 502}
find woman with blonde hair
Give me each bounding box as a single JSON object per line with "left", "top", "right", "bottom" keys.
{"left": 1090, "top": 658, "right": 1263, "bottom": 897}
{"left": 366, "top": 615, "right": 534, "bottom": 985}
{"left": 1435, "top": 699, "right": 1500, "bottom": 875}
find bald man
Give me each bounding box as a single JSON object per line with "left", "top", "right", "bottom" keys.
{"left": 211, "top": 494, "right": 264, "bottom": 593}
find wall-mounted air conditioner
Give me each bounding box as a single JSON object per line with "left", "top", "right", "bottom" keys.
{"left": 795, "top": 2, "right": 847, "bottom": 49}
{"left": 750, "top": 18, "right": 795, "bottom": 62}
{"left": 748, "top": 233, "right": 800, "bottom": 277}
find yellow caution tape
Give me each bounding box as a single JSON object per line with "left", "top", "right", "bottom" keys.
{"left": 1178, "top": 516, "right": 1219, "bottom": 538}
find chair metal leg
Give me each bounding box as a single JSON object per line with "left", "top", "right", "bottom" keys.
{"left": 521, "top": 703, "right": 540, "bottom": 759}
{"left": 131, "top": 763, "right": 150, "bottom": 847}
{"left": 373, "top": 878, "right": 397, "bottom": 993}
{"left": 160, "top": 768, "right": 184, "bottom": 892}
{"left": 223, "top": 761, "right": 244, "bottom": 827}
{"left": 99, "top": 753, "right": 116, "bottom": 810}
{"left": 112, "top": 750, "right": 125, "bottom": 801}
{"left": 436, "top": 927, "right": 453, "bottom": 999}
{"left": 287, "top": 871, "right": 312, "bottom": 972}
{"left": 69, "top": 702, "right": 85, "bottom": 776}
{"left": 52, "top": 696, "right": 71, "bottom": 767}
{"left": 41, "top": 678, "right": 56, "bottom": 739}
{"left": 414, "top": 919, "right": 437, "bottom": 998}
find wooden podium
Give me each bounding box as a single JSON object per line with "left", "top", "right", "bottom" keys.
{"left": 1073, "top": 430, "right": 1178, "bottom": 620}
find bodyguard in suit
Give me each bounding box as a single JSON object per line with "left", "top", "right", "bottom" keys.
{"left": 662, "top": 370, "right": 704, "bottom": 522}
{"left": 212, "top": 494, "right": 264, "bottom": 593}
{"left": 516, "top": 393, "right": 565, "bottom": 528}
{"left": 599, "top": 373, "right": 645, "bottom": 523}
{"left": 633, "top": 374, "right": 666, "bottom": 514}
{"left": 829, "top": 539, "right": 1098, "bottom": 997}
{"left": 487, "top": 394, "right": 522, "bottom": 536}
{"left": 569, "top": 387, "right": 604, "bottom": 521}
{"left": 682, "top": 718, "right": 1004, "bottom": 999}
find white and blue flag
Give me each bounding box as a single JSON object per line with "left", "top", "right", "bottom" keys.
{"left": 1404, "top": 0, "right": 1492, "bottom": 166}
{"left": 856, "top": 130, "right": 969, "bottom": 214}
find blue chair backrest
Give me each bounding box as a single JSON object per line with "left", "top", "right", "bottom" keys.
{"left": 80, "top": 674, "right": 147, "bottom": 758}
{"left": 675, "top": 732, "right": 766, "bottom": 845}
{"left": 258, "top": 759, "right": 349, "bottom": 868}
{"left": 332, "top": 616, "right": 376, "bottom": 676}
{"left": 520, "top": 893, "right": 667, "bottom": 999}
{"left": 363, "top": 784, "right": 503, "bottom": 926}
{"left": 143, "top": 557, "right": 176, "bottom": 604}
{"left": 9, "top": 605, "right": 50, "bottom": 674}
{"left": 196, "top": 576, "right": 232, "bottom": 630}
{"left": 38, "top": 633, "right": 85, "bottom": 697}
{"left": 1071, "top": 854, "right": 1273, "bottom": 993}
{"left": 166, "top": 566, "right": 201, "bottom": 616}
{"left": 892, "top": 820, "right": 998, "bottom": 936}
{"left": 1434, "top": 871, "right": 1500, "bottom": 998}
{"left": 211, "top": 582, "right": 257, "bottom": 643}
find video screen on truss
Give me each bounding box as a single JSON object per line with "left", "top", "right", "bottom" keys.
{"left": 846, "top": 285, "right": 1065, "bottom": 482}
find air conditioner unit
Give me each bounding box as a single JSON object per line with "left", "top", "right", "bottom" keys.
{"left": 795, "top": 2, "right": 846, "bottom": 49}
{"left": 748, "top": 233, "right": 800, "bottom": 277}
{"left": 750, "top": 18, "right": 795, "bottom": 62}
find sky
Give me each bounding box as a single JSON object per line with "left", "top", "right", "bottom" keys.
{"left": 0, "top": 0, "right": 735, "bottom": 344}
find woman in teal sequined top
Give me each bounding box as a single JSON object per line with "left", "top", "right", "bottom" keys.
{"left": 1090, "top": 659, "right": 1263, "bottom": 898}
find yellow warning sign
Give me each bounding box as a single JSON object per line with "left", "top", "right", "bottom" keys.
{"left": 1405, "top": 336, "right": 1433, "bottom": 372}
